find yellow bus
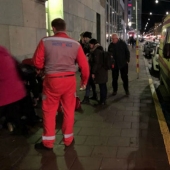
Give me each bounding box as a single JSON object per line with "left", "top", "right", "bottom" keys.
{"left": 159, "top": 14, "right": 170, "bottom": 94}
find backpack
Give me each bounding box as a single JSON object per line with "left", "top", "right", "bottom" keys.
{"left": 102, "top": 51, "right": 115, "bottom": 70}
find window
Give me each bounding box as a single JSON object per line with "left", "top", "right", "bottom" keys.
{"left": 96, "top": 13, "right": 101, "bottom": 43}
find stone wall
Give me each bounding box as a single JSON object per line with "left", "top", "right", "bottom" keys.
{"left": 0, "top": 0, "right": 46, "bottom": 61}
{"left": 0, "top": 0, "right": 106, "bottom": 60}
{"left": 63, "top": 0, "right": 106, "bottom": 48}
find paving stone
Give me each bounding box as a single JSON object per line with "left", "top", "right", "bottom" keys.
{"left": 84, "top": 136, "right": 108, "bottom": 146}
{"left": 26, "top": 135, "right": 41, "bottom": 144}
{"left": 72, "top": 136, "right": 87, "bottom": 145}
{"left": 41, "top": 155, "right": 76, "bottom": 170}
{"left": 130, "top": 137, "right": 139, "bottom": 147}
{"left": 100, "top": 128, "right": 121, "bottom": 136}
{"left": 140, "top": 99, "right": 153, "bottom": 104}
{"left": 73, "top": 145, "right": 94, "bottom": 156}
{"left": 70, "top": 157, "right": 102, "bottom": 170}
{"left": 112, "top": 122, "right": 131, "bottom": 129}
{"left": 124, "top": 115, "right": 140, "bottom": 123}
{"left": 140, "top": 107, "right": 155, "bottom": 112}
{"left": 57, "top": 127, "right": 81, "bottom": 135}
{"left": 53, "top": 145, "right": 66, "bottom": 156}
{"left": 105, "top": 115, "right": 124, "bottom": 122}
{"left": 133, "top": 103, "right": 147, "bottom": 107}
{"left": 126, "top": 106, "right": 140, "bottom": 111}
{"left": 91, "top": 146, "right": 117, "bottom": 157}
{"left": 74, "top": 121, "right": 94, "bottom": 127}
{"left": 78, "top": 127, "right": 101, "bottom": 136}
{"left": 121, "top": 129, "right": 139, "bottom": 137}
{"left": 107, "top": 136, "right": 130, "bottom": 147}
{"left": 92, "top": 121, "right": 112, "bottom": 128}
{"left": 100, "top": 158, "right": 128, "bottom": 169}
{"left": 131, "top": 122, "right": 148, "bottom": 129}
{"left": 116, "top": 110, "right": 133, "bottom": 116}
{"left": 117, "top": 147, "right": 138, "bottom": 159}
{"left": 18, "top": 156, "right": 43, "bottom": 169}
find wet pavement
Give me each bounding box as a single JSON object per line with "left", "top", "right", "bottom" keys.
{"left": 0, "top": 47, "right": 170, "bottom": 170}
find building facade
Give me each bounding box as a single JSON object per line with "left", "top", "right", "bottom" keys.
{"left": 127, "top": 0, "right": 142, "bottom": 31}
{"left": 105, "top": 0, "right": 128, "bottom": 49}
{"left": 0, "top": 0, "right": 128, "bottom": 61}
{"left": 0, "top": 0, "right": 106, "bottom": 61}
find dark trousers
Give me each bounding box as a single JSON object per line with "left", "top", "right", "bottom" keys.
{"left": 0, "top": 96, "right": 37, "bottom": 128}
{"left": 85, "top": 75, "right": 96, "bottom": 97}
{"left": 112, "top": 64, "right": 129, "bottom": 92}
{"left": 99, "top": 83, "right": 107, "bottom": 103}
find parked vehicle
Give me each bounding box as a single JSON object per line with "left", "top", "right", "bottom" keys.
{"left": 144, "top": 42, "right": 157, "bottom": 58}
{"left": 159, "top": 14, "right": 170, "bottom": 94}
{"left": 142, "top": 41, "right": 151, "bottom": 53}
{"left": 151, "top": 44, "right": 160, "bottom": 71}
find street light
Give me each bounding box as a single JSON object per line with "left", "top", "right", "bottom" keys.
{"left": 155, "top": 0, "right": 159, "bottom": 3}
{"left": 148, "top": 18, "right": 150, "bottom": 20}
{"left": 150, "top": 12, "right": 152, "bottom": 15}
{"left": 166, "top": 12, "right": 169, "bottom": 15}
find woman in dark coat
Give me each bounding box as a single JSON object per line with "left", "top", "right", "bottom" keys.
{"left": 89, "top": 39, "right": 108, "bottom": 105}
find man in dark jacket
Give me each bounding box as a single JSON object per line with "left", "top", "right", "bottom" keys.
{"left": 81, "top": 32, "right": 98, "bottom": 103}
{"left": 89, "top": 39, "right": 108, "bottom": 105}
{"left": 108, "top": 33, "right": 130, "bottom": 96}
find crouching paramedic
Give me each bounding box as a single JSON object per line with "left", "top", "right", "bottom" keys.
{"left": 33, "top": 18, "right": 89, "bottom": 150}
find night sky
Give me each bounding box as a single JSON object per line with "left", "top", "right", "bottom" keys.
{"left": 142, "top": 0, "right": 170, "bottom": 32}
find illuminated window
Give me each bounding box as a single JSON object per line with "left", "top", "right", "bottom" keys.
{"left": 45, "top": 0, "right": 64, "bottom": 36}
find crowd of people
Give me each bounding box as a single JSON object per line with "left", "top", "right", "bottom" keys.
{"left": 80, "top": 31, "right": 130, "bottom": 105}
{"left": 0, "top": 18, "right": 130, "bottom": 151}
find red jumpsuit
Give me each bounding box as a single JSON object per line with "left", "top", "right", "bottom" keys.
{"left": 33, "top": 32, "right": 89, "bottom": 148}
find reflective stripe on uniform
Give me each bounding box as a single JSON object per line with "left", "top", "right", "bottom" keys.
{"left": 42, "top": 136, "right": 55, "bottom": 140}
{"left": 63, "top": 133, "right": 73, "bottom": 139}
{"left": 43, "top": 37, "right": 79, "bottom": 45}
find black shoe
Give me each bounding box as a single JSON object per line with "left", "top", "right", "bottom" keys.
{"left": 112, "top": 91, "right": 117, "bottom": 96}
{"left": 94, "top": 101, "right": 106, "bottom": 106}
{"left": 35, "top": 142, "right": 53, "bottom": 151}
{"left": 81, "top": 96, "right": 90, "bottom": 104}
{"left": 64, "top": 139, "right": 75, "bottom": 151}
{"left": 125, "top": 90, "right": 130, "bottom": 96}
{"left": 89, "top": 96, "right": 98, "bottom": 100}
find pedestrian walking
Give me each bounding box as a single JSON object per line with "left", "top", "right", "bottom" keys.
{"left": 33, "top": 18, "right": 89, "bottom": 150}
{"left": 108, "top": 33, "right": 130, "bottom": 96}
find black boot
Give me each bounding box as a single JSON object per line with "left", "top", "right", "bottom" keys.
{"left": 81, "top": 96, "right": 89, "bottom": 104}
{"left": 89, "top": 95, "right": 98, "bottom": 101}
{"left": 35, "top": 142, "right": 53, "bottom": 151}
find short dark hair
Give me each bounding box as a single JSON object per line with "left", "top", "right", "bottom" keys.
{"left": 89, "top": 38, "right": 98, "bottom": 45}
{"left": 51, "top": 18, "right": 66, "bottom": 31}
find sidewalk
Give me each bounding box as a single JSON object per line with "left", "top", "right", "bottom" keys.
{"left": 0, "top": 47, "right": 169, "bottom": 170}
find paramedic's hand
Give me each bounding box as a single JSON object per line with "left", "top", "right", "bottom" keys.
{"left": 82, "top": 84, "right": 86, "bottom": 89}
{"left": 92, "top": 74, "right": 95, "bottom": 79}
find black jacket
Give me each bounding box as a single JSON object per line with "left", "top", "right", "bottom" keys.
{"left": 108, "top": 39, "right": 130, "bottom": 69}
{"left": 89, "top": 44, "right": 108, "bottom": 84}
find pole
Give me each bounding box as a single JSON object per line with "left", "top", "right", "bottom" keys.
{"left": 136, "top": 0, "right": 139, "bottom": 79}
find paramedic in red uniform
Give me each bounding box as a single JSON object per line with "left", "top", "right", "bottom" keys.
{"left": 33, "top": 18, "right": 89, "bottom": 150}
